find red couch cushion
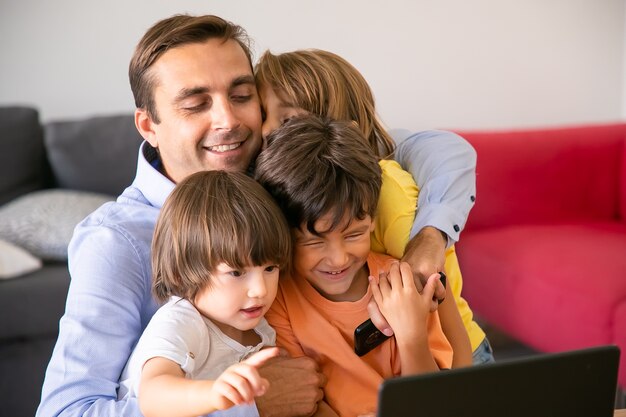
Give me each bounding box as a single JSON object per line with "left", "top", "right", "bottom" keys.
{"left": 457, "top": 222, "right": 626, "bottom": 385}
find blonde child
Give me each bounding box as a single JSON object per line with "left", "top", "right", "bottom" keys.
{"left": 256, "top": 115, "right": 452, "bottom": 416}
{"left": 117, "top": 171, "right": 292, "bottom": 417}
{"left": 255, "top": 49, "right": 494, "bottom": 366}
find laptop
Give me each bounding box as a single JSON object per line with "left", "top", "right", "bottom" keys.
{"left": 377, "top": 345, "right": 620, "bottom": 417}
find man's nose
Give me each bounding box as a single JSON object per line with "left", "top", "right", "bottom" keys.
{"left": 212, "top": 97, "right": 241, "bottom": 130}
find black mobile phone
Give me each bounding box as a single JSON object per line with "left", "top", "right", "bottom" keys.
{"left": 354, "top": 272, "right": 447, "bottom": 356}
{"left": 354, "top": 318, "right": 390, "bottom": 357}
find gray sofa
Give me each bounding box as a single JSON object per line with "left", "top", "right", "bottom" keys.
{"left": 0, "top": 106, "right": 143, "bottom": 417}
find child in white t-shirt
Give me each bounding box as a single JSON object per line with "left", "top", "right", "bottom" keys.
{"left": 117, "top": 170, "right": 292, "bottom": 417}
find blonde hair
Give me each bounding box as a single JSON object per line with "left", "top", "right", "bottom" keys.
{"left": 151, "top": 170, "right": 291, "bottom": 303}
{"left": 255, "top": 49, "right": 395, "bottom": 158}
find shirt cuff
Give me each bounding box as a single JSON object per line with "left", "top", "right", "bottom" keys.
{"left": 410, "top": 201, "right": 467, "bottom": 247}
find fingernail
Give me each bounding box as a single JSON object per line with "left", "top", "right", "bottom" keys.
{"left": 382, "top": 328, "right": 394, "bottom": 337}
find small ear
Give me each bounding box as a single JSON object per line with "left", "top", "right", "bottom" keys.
{"left": 135, "top": 108, "right": 158, "bottom": 148}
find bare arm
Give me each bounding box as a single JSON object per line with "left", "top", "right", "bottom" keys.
{"left": 139, "top": 349, "right": 280, "bottom": 417}
{"left": 437, "top": 291, "right": 472, "bottom": 368}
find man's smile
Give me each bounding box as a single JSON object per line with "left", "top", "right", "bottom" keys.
{"left": 204, "top": 142, "right": 243, "bottom": 152}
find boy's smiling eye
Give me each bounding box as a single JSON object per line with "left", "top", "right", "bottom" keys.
{"left": 345, "top": 231, "right": 365, "bottom": 240}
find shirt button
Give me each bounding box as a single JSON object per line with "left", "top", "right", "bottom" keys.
{"left": 470, "top": 195, "right": 476, "bottom": 202}
{"left": 453, "top": 225, "right": 460, "bottom": 232}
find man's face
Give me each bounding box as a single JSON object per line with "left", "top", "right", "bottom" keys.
{"left": 139, "top": 38, "right": 263, "bottom": 183}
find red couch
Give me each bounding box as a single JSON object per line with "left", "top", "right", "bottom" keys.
{"left": 455, "top": 123, "right": 626, "bottom": 388}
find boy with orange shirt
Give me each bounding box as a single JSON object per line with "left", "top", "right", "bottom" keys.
{"left": 255, "top": 115, "right": 452, "bottom": 417}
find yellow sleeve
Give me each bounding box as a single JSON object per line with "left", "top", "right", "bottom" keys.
{"left": 371, "top": 160, "right": 419, "bottom": 259}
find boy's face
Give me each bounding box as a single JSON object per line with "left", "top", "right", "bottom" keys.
{"left": 292, "top": 212, "right": 375, "bottom": 302}
{"left": 193, "top": 262, "right": 279, "bottom": 340}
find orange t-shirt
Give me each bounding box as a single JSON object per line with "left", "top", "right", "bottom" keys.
{"left": 266, "top": 252, "right": 452, "bottom": 417}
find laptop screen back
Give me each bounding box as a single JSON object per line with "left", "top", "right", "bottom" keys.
{"left": 377, "top": 345, "right": 620, "bottom": 417}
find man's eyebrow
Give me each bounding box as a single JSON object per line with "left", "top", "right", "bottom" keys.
{"left": 231, "top": 74, "right": 256, "bottom": 88}
{"left": 173, "top": 75, "right": 255, "bottom": 104}
{"left": 173, "top": 87, "right": 208, "bottom": 103}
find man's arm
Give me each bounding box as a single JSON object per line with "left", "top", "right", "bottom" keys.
{"left": 393, "top": 129, "right": 476, "bottom": 246}
{"left": 393, "top": 130, "right": 476, "bottom": 288}
{"left": 36, "top": 220, "right": 259, "bottom": 417}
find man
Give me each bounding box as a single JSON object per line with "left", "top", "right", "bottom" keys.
{"left": 37, "top": 14, "right": 476, "bottom": 417}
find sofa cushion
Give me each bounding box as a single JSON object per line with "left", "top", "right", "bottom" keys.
{"left": 44, "top": 114, "right": 144, "bottom": 196}
{"left": 0, "top": 106, "right": 48, "bottom": 206}
{"left": 457, "top": 222, "right": 626, "bottom": 352}
{"left": 0, "top": 239, "right": 42, "bottom": 279}
{"left": 0, "top": 189, "right": 114, "bottom": 261}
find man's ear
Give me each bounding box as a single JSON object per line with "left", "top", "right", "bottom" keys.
{"left": 135, "top": 108, "right": 158, "bottom": 148}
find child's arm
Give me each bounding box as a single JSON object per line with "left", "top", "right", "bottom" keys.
{"left": 138, "top": 348, "right": 279, "bottom": 417}
{"left": 436, "top": 283, "right": 472, "bottom": 368}
{"left": 370, "top": 262, "right": 440, "bottom": 375}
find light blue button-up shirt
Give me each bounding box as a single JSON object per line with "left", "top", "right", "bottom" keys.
{"left": 36, "top": 130, "right": 475, "bottom": 417}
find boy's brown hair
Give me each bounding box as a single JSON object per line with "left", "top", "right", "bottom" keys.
{"left": 129, "top": 14, "right": 253, "bottom": 123}
{"left": 151, "top": 170, "right": 291, "bottom": 302}
{"left": 255, "top": 49, "right": 395, "bottom": 159}
{"left": 254, "top": 115, "right": 382, "bottom": 235}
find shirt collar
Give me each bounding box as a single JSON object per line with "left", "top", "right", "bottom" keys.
{"left": 133, "top": 141, "right": 175, "bottom": 209}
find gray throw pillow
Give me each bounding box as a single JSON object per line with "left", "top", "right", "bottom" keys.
{"left": 0, "top": 189, "right": 114, "bottom": 261}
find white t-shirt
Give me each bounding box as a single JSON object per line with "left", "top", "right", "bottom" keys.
{"left": 118, "top": 296, "right": 276, "bottom": 400}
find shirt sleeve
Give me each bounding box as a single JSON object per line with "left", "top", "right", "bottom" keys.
{"left": 392, "top": 130, "right": 477, "bottom": 245}
{"left": 36, "top": 221, "right": 259, "bottom": 417}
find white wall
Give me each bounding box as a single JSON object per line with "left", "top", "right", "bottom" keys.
{"left": 1, "top": 0, "right": 624, "bottom": 131}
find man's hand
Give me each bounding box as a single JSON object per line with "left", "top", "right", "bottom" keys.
{"left": 402, "top": 226, "right": 447, "bottom": 304}
{"left": 256, "top": 351, "right": 325, "bottom": 417}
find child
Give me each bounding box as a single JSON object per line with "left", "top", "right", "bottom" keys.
{"left": 255, "top": 48, "right": 494, "bottom": 366}
{"left": 117, "top": 170, "right": 292, "bottom": 417}
{"left": 255, "top": 115, "right": 453, "bottom": 417}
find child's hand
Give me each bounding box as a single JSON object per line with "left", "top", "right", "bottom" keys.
{"left": 369, "top": 262, "right": 440, "bottom": 344}
{"left": 209, "top": 347, "right": 280, "bottom": 409}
